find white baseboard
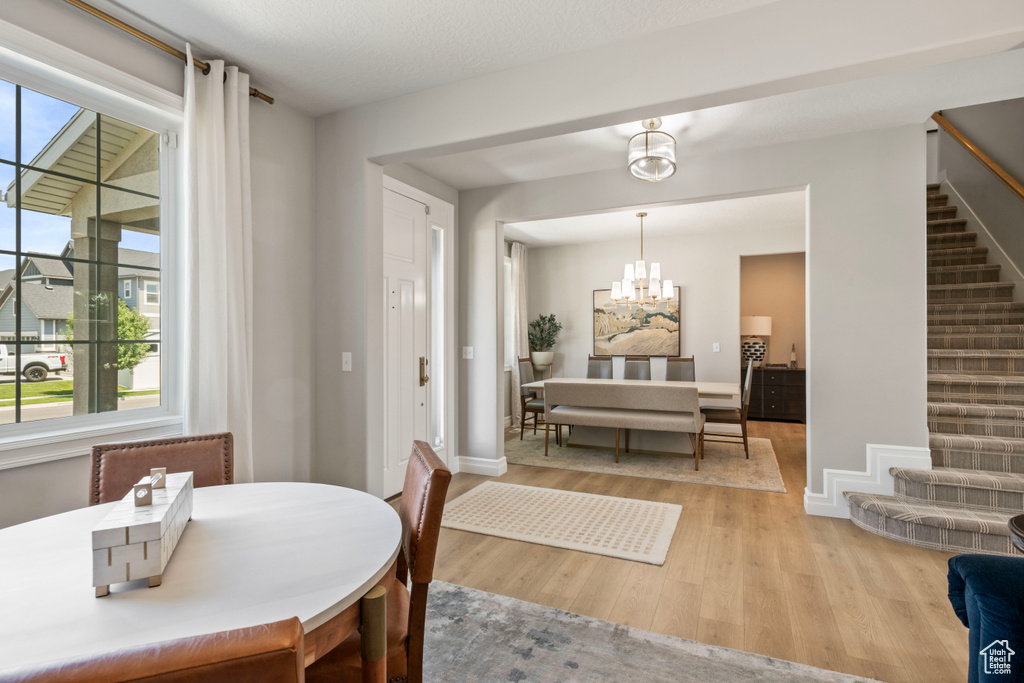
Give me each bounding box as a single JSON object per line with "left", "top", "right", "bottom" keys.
{"left": 504, "top": 415, "right": 512, "bottom": 428}
{"left": 458, "top": 455, "right": 508, "bottom": 477}
{"left": 804, "top": 443, "right": 931, "bottom": 518}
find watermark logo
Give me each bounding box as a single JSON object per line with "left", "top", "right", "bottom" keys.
{"left": 981, "top": 640, "right": 1015, "bottom": 675}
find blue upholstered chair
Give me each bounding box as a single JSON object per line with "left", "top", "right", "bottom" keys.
{"left": 948, "top": 549, "right": 1024, "bottom": 682}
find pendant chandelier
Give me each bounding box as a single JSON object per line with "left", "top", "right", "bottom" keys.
{"left": 627, "top": 118, "right": 676, "bottom": 182}
{"left": 610, "top": 212, "right": 673, "bottom": 308}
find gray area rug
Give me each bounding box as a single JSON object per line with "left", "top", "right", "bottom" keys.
{"left": 505, "top": 432, "right": 786, "bottom": 493}
{"left": 424, "top": 581, "right": 876, "bottom": 682}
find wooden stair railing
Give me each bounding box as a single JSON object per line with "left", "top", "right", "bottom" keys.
{"left": 932, "top": 111, "right": 1024, "bottom": 204}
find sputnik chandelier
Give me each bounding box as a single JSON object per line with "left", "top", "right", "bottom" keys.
{"left": 610, "top": 212, "right": 673, "bottom": 309}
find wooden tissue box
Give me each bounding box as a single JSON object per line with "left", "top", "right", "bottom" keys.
{"left": 91, "top": 471, "right": 193, "bottom": 597}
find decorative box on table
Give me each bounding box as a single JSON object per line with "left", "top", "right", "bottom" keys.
{"left": 91, "top": 471, "right": 193, "bottom": 597}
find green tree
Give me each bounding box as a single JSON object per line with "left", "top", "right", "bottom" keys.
{"left": 66, "top": 298, "right": 151, "bottom": 372}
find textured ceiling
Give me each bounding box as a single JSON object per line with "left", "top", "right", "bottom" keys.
{"left": 88, "top": 0, "right": 777, "bottom": 116}
{"left": 503, "top": 190, "right": 806, "bottom": 247}
{"left": 409, "top": 48, "right": 1024, "bottom": 190}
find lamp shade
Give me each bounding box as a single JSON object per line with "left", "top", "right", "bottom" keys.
{"left": 649, "top": 278, "right": 661, "bottom": 298}
{"left": 740, "top": 315, "right": 772, "bottom": 337}
{"left": 611, "top": 281, "right": 622, "bottom": 300}
{"left": 662, "top": 279, "right": 673, "bottom": 299}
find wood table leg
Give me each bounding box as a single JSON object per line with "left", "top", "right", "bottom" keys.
{"left": 544, "top": 422, "right": 550, "bottom": 456}
{"left": 360, "top": 584, "right": 387, "bottom": 683}
{"left": 614, "top": 428, "right": 620, "bottom": 463}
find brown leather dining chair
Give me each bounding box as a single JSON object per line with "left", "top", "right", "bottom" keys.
{"left": 306, "top": 440, "right": 452, "bottom": 683}
{"left": 1, "top": 617, "right": 305, "bottom": 683}
{"left": 90, "top": 433, "right": 234, "bottom": 505}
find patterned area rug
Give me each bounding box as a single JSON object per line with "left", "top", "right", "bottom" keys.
{"left": 424, "top": 582, "right": 878, "bottom": 683}
{"left": 441, "top": 482, "right": 681, "bottom": 564}
{"left": 506, "top": 432, "right": 786, "bottom": 493}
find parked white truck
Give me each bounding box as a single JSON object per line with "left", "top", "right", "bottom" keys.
{"left": 0, "top": 345, "right": 67, "bottom": 382}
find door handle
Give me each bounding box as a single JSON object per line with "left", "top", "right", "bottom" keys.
{"left": 419, "top": 357, "right": 430, "bottom": 386}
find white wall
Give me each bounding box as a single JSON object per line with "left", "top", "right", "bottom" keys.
{"left": 527, "top": 224, "right": 805, "bottom": 383}
{"left": 459, "top": 126, "right": 929, "bottom": 497}
{"left": 0, "top": 6, "right": 316, "bottom": 526}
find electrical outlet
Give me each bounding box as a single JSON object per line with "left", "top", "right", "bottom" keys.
{"left": 462, "top": 346, "right": 474, "bottom": 360}
{"left": 713, "top": 342, "right": 721, "bottom": 353}
{"left": 342, "top": 352, "right": 352, "bottom": 371}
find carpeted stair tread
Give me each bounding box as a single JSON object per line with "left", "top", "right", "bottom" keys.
{"left": 928, "top": 374, "right": 1024, "bottom": 406}
{"left": 930, "top": 432, "right": 1024, "bottom": 454}
{"left": 927, "top": 301, "right": 1024, "bottom": 325}
{"left": 891, "top": 466, "right": 1024, "bottom": 492}
{"left": 927, "top": 247, "right": 988, "bottom": 267}
{"left": 928, "top": 349, "right": 1024, "bottom": 358}
{"left": 928, "top": 193, "right": 949, "bottom": 207}
{"left": 927, "top": 282, "right": 1014, "bottom": 304}
{"left": 845, "top": 492, "right": 1012, "bottom": 535}
{"left": 927, "top": 183, "right": 941, "bottom": 193}
{"left": 929, "top": 324, "right": 1024, "bottom": 334}
{"left": 890, "top": 467, "right": 1024, "bottom": 514}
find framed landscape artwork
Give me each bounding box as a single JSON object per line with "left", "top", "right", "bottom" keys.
{"left": 593, "top": 288, "right": 681, "bottom": 356}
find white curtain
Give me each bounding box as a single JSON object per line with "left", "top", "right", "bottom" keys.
{"left": 509, "top": 242, "right": 528, "bottom": 427}
{"left": 183, "top": 45, "right": 255, "bottom": 482}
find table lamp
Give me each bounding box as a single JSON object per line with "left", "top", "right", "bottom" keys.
{"left": 740, "top": 316, "right": 772, "bottom": 368}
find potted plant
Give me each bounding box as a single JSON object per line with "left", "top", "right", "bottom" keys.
{"left": 528, "top": 313, "right": 562, "bottom": 366}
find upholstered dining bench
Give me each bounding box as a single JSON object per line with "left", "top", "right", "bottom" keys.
{"left": 543, "top": 381, "right": 706, "bottom": 469}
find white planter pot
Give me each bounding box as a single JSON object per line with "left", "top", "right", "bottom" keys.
{"left": 530, "top": 351, "right": 554, "bottom": 366}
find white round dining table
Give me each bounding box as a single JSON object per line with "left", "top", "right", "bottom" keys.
{"left": 0, "top": 482, "right": 402, "bottom": 673}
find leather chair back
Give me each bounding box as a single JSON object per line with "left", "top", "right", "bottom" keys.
{"left": 91, "top": 433, "right": 233, "bottom": 505}
{"left": 1, "top": 617, "right": 304, "bottom": 683}
{"left": 586, "top": 356, "right": 611, "bottom": 379}
{"left": 398, "top": 441, "right": 452, "bottom": 585}
{"left": 666, "top": 356, "right": 696, "bottom": 382}
{"left": 625, "top": 356, "right": 650, "bottom": 380}
{"left": 517, "top": 357, "right": 536, "bottom": 396}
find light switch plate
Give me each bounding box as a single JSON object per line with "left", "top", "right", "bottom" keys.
{"left": 462, "top": 346, "right": 474, "bottom": 360}
{"left": 342, "top": 352, "right": 352, "bottom": 371}
{"left": 713, "top": 343, "right": 721, "bottom": 353}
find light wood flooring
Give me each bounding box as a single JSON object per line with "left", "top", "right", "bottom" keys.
{"left": 432, "top": 421, "right": 968, "bottom": 682}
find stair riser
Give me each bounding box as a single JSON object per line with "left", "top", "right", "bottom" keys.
{"left": 848, "top": 501, "right": 1013, "bottom": 555}
{"left": 927, "top": 207, "right": 958, "bottom": 220}
{"left": 928, "top": 194, "right": 949, "bottom": 208}
{"left": 928, "top": 288, "right": 1014, "bottom": 304}
{"left": 928, "top": 357, "right": 1024, "bottom": 375}
{"left": 929, "top": 314, "right": 1024, "bottom": 325}
{"left": 928, "top": 384, "right": 1024, "bottom": 406}
{"left": 928, "top": 254, "right": 989, "bottom": 267}
{"left": 928, "top": 234, "right": 977, "bottom": 249}
{"left": 929, "top": 335, "right": 1024, "bottom": 350}
{"left": 927, "top": 268, "right": 1001, "bottom": 285}
{"left": 894, "top": 479, "right": 1024, "bottom": 514}
{"left": 929, "top": 415, "right": 1024, "bottom": 437}
{"left": 927, "top": 221, "right": 967, "bottom": 235}
{"left": 933, "top": 448, "right": 1024, "bottom": 474}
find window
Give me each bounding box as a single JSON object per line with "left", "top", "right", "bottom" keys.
{"left": 504, "top": 256, "right": 514, "bottom": 370}
{"left": 0, "top": 76, "right": 165, "bottom": 430}
{"left": 145, "top": 281, "right": 159, "bottom": 305}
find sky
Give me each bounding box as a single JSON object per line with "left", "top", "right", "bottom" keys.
{"left": 0, "top": 80, "right": 158, "bottom": 260}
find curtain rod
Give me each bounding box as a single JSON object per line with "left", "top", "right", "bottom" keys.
{"left": 62, "top": 0, "right": 275, "bottom": 105}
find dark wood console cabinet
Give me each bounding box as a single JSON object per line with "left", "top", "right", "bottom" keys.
{"left": 749, "top": 367, "right": 805, "bottom": 422}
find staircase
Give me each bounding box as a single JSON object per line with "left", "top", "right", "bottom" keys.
{"left": 845, "top": 184, "right": 1024, "bottom": 555}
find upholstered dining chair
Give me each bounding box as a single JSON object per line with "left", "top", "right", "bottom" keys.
{"left": 306, "top": 441, "right": 452, "bottom": 683}
{"left": 700, "top": 360, "right": 754, "bottom": 458}
{"left": 90, "top": 433, "right": 234, "bottom": 505}
{"left": 625, "top": 356, "right": 651, "bottom": 380}
{"left": 587, "top": 355, "right": 612, "bottom": 378}
{"left": 2, "top": 617, "right": 305, "bottom": 683}
{"left": 517, "top": 357, "right": 545, "bottom": 440}
{"left": 666, "top": 356, "right": 696, "bottom": 382}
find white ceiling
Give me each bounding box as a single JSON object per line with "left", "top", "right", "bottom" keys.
{"left": 409, "top": 48, "right": 1024, "bottom": 190}
{"left": 503, "top": 190, "right": 806, "bottom": 247}
{"left": 89, "top": 0, "right": 778, "bottom": 116}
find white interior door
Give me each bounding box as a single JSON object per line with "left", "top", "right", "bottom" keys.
{"left": 383, "top": 189, "right": 429, "bottom": 497}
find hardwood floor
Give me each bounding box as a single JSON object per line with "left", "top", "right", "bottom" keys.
{"left": 433, "top": 421, "right": 969, "bottom": 682}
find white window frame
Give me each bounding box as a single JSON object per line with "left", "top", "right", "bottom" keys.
{"left": 0, "top": 22, "right": 185, "bottom": 470}
{"left": 144, "top": 280, "right": 159, "bottom": 305}
{"left": 123, "top": 279, "right": 131, "bottom": 300}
